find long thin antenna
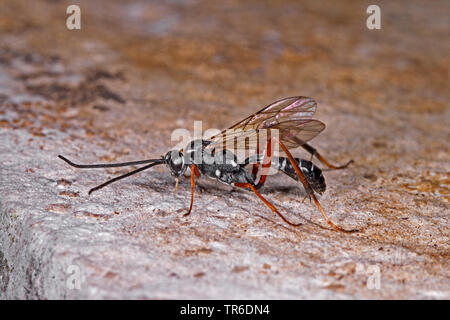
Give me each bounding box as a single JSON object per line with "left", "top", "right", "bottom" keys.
{"left": 58, "top": 155, "right": 163, "bottom": 168}
{"left": 88, "top": 160, "right": 165, "bottom": 194}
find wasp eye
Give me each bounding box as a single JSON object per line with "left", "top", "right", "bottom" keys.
{"left": 165, "top": 150, "right": 186, "bottom": 177}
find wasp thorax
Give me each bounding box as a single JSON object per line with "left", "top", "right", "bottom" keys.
{"left": 164, "top": 150, "right": 187, "bottom": 177}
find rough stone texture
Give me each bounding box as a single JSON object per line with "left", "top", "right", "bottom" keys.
{"left": 0, "top": 0, "right": 448, "bottom": 299}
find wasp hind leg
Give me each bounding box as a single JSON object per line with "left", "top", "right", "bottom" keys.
{"left": 276, "top": 138, "right": 358, "bottom": 233}
{"left": 301, "top": 143, "right": 353, "bottom": 170}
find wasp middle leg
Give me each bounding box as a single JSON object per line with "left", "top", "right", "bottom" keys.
{"left": 234, "top": 182, "right": 302, "bottom": 227}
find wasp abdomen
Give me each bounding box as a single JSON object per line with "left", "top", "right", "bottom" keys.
{"left": 274, "top": 157, "right": 326, "bottom": 194}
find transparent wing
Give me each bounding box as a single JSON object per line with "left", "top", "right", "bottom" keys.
{"left": 205, "top": 97, "right": 325, "bottom": 159}
{"left": 214, "top": 96, "right": 318, "bottom": 133}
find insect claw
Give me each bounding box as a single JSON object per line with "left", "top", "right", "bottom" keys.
{"left": 301, "top": 194, "right": 312, "bottom": 204}
{"left": 342, "top": 159, "right": 354, "bottom": 168}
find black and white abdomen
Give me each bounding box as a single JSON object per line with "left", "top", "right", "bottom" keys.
{"left": 183, "top": 139, "right": 255, "bottom": 186}
{"left": 274, "top": 157, "right": 326, "bottom": 194}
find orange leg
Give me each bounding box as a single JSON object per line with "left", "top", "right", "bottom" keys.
{"left": 184, "top": 165, "right": 199, "bottom": 217}
{"left": 249, "top": 134, "right": 275, "bottom": 189}
{"left": 255, "top": 135, "right": 274, "bottom": 188}
{"left": 276, "top": 138, "right": 357, "bottom": 233}
{"left": 251, "top": 163, "right": 260, "bottom": 179}
{"left": 251, "top": 134, "right": 262, "bottom": 180}
{"left": 301, "top": 143, "right": 353, "bottom": 170}
{"left": 234, "top": 183, "right": 302, "bottom": 227}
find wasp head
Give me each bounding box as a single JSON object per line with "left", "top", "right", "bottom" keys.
{"left": 164, "top": 150, "right": 187, "bottom": 177}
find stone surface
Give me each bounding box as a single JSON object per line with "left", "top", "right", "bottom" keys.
{"left": 0, "top": 0, "right": 448, "bottom": 299}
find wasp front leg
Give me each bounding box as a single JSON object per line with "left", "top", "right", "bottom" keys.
{"left": 184, "top": 165, "right": 200, "bottom": 217}
{"left": 276, "top": 138, "right": 357, "bottom": 233}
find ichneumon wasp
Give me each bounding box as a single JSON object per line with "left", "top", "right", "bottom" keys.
{"left": 59, "top": 96, "right": 356, "bottom": 232}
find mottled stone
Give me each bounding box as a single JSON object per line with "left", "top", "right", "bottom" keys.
{"left": 0, "top": 0, "right": 448, "bottom": 299}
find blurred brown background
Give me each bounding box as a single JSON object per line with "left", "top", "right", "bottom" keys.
{"left": 0, "top": 0, "right": 448, "bottom": 299}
